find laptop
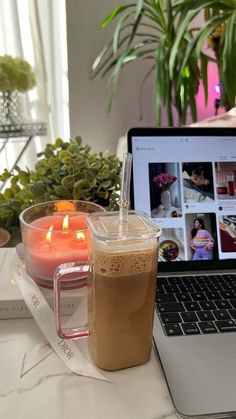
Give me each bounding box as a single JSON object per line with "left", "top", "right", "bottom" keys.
{"left": 128, "top": 127, "right": 236, "bottom": 419}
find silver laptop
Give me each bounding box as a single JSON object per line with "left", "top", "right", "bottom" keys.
{"left": 128, "top": 127, "right": 236, "bottom": 419}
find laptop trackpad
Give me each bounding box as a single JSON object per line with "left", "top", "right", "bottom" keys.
{"left": 153, "top": 314, "right": 236, "bottom": 418}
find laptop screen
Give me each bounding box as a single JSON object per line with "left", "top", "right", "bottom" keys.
{"left": 128, "top": 127, "right": 236, "bottom": 273}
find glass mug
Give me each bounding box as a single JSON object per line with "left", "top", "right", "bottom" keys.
{"left": 54, "top": 210, "right": 161, "bottom": 371}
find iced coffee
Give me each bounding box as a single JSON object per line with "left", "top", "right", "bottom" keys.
{"left": 89, "top": 239, "right": 157, "bottom": 370}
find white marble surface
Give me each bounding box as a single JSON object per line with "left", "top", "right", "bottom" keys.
{"left": 0, "top": 317, "right": 177, "bottom": 419}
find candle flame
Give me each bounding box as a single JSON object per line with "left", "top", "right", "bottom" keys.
{"left": 76, "top": 231, "right": 85, "bottom": 241}
{"left": 63, "top": 215, "right": 69, "bottom": 231}
{"left": 46, "top": 225, "right": 53, "bottom": 243}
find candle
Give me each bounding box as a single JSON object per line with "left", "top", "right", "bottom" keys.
{"left": 24, "top": 213, "right": 90, "bottom": 286}
{"left": 19, "top": 200, "right": 105, "bottom": 289}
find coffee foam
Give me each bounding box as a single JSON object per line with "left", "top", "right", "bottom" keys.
{"left": 93, "top": 244, "right": 157, "bottom": 277}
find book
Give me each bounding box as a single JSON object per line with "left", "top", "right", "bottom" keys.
{"left": 0, "top": 247, "right": 83, "bottom": 319}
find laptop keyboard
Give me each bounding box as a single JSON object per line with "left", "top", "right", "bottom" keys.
{"left": 156, "top": 274, "right": 236, "bottom": 336}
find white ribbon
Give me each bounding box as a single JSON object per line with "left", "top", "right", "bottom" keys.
{"left": 11, "top": 253, "right": 108, "bottom": 382}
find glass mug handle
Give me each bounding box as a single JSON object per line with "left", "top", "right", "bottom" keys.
{"left": 54, "top": 261, "right": 91, "bottom": 340}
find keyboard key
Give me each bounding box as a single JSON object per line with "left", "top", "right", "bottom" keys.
{"left": 215, "top": 320, "right": 236, "bottom": 332}
{"left": 163, "top": 323, "right": 183, "bottom": 336}
{"left": 199, "top": 300, "right": 216, "bottom": 310}
{"left": 157, "top": 302, "right": 185, "bottom": 313}
{"left": 175, "top": 292, "right": 191, "bottom": 302}
{"left": 169, "top": 277, "right": 183, "bottom": 285}
{"left": 221, "top": 282, "right": 234, "bottom": 291}
{"left": 182, "top": 322, "right": 200, "bottom": 335}
{"left": 181, "top": 312, "right": 198, "bottom": 322}
{"left": 157, "top": 276, "right": 167, "bottom": 284}
{"left": 156, "top": 285, "right": 165, "bottom": 293}
{"left": 184, "top": 301, "right": 201, "bottom": 311}
{"left": 179, "top": 283, "right": 194, "bottom": 293}
{"left": 214, "top": 300, "right": 232, "bottom": 310}
{"left": 220, "top": 290, "right": 235, "bottom": 299}
{"left": 160, "top": 312, "right": 182, "bottom": 324}
{"left": 209, "top": 275, "right": 223, "bottom": 282}
{"left": 205, "top": 291, "right": 221, "bottom": 300}
{"left": 191, "top": 292, "right": 207, "bottom": 301}
{"left": 229, "top": 299, "right": 236, "bottom": 308}
{"left": 223, "top": 274, "right": 236, "bottom": 280}
{"left": 164, "top": 284, "right": 179, "bottom": 293}
{"left": 181, "top": 276, "right": 196, "bottom": 283}
{"left": 207, "top": 283, "right": 223, "bottom": 291}
{"left": 193, "top": 283, "right": 209, "bottom": 292}
{"left": 198, "top": 321, "right": 217, "bottom": 334}
{"left": 156, "top": 293, "right": 176, "bottom": 303}
{"left": 228, "top": 309, "right": 236, "bottom": 319}
{"left": 212, "top": 310, "right": 230, "bottom": 320}
{"left": 195, "top": 275, "right": 209, "bottom": 282}
{"left": 197, "top": 310, "right": 215, "bottom": 321}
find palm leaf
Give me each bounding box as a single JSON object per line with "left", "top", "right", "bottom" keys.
{"left": 189, "top": 85, "right": 197, "bottom": 122}
{"left": 222, "top": 12, "right": 236, "bottom": 106}
{"left": 107, "top": 46, "right": 156, "bottom": 111}
{"left": 152, "top": 0, "right": 166, "bottom": 30}
{"left": 167, "top": 0, "right": 175, "bottom": 41}
{"left": 154, "top": 35, "right": 174, "bottom": 125}
{"left": 92, "top": 44, "right": 111, "bottom": 73}
{"left": 169, "top": 9, "right": 198, "bottom": 78}
{"left": 128, "top": 10, "right": 143, "bottom": 47}
{"left": 101, "top": 41, "right": 156, "bottom": 78}
{"left": 139, "top": 64, "right": 155, "bottom": 120}
{"left": 134, "top": 0, "right": 167, "bottom": 32}
{"left": 173, "top": 15, "right": 226, "bottom": 91}
{"left": 92, "top": 34, "right": 131, "bottom": 77}
{"left": 135, "top": 0, "right": 145, "bottom": 20}
{"left": 113, "top": 12, "right": 134, "bottom": 55}
{"left": 195, "top": 15, "right": 228, "bottom": 57}
{"left": 169, "top": 0, "right": 231, "bottom": 77}
{"left": 99, "top": 6, "right": 132, "bottom": 28}
{"left": 200, "top": 53, "right": 209, "bottom": 105}
{"left": 154, "top": 36, "right": 166, "bottom": 125}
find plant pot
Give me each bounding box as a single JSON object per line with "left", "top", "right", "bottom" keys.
{"left": 0, "top": 228, "right": 11, "bottom": 247}
{"left": 161, "top": 190, "right": 171, "bottom": 210}
{"left": 0, "top": 90, "right": 24, "bottom": 125}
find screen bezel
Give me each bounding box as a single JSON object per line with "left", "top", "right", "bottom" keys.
{"left": 128, "top": 126, "right": 236, "bottom": 273}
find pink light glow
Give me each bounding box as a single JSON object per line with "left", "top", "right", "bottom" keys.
{"left": 215, "top": 83, "right": 222, "bottom": 99}
{"left": 194, "top": 63, "right": 224, "bottom": 122}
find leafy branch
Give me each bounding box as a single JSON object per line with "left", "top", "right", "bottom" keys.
{"left": 0, "top": 136, "right": 122, "bottom": 238}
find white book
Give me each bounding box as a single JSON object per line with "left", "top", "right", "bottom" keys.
{"left": 0, "top": 247, "right": 83, "bottom": 319}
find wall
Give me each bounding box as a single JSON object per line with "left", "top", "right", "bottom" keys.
{"left": 66, "top": 1, "right": 221, "bottom": 155}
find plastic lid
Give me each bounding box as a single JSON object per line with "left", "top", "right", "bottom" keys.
{"left": 87, "top": 210, "right": 161, "bottom": 242}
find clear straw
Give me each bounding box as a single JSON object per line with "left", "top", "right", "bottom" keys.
{"left": 119, "top": 152, "right": 132, "bottom": 236}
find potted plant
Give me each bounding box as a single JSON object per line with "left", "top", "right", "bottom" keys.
{"left": 0, "top": 136, "right": 122, "bottom": 244}
{"left": 92, "top": 0, "right": 236, "bottom": 126}
{"left": 0, "top": 55, "right": 36, "bottom": 124}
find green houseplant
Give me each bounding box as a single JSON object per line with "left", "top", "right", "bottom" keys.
{"left": 0, "top": 136, "right": 122, "bottom": 243}
{"left": 92, "top": 0, "right": 236, "bottom": 126}
{"left": 0, "top": 55, "right": 36, "bottom": 124}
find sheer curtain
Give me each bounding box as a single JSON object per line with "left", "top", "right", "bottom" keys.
{"left": 0, "top": 0, "right": 69, "bottom": 170}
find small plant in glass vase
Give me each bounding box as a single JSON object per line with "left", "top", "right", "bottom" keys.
{"left": 153, "top": 173, "right": 177, "bottom": 210}
{"left": 0, "top": 55, "right": 36, "bottom": 125}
